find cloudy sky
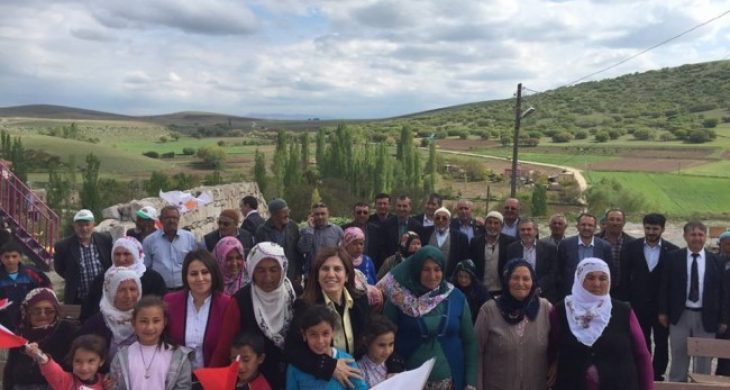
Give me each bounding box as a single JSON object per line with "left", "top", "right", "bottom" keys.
{"left": 0, "top": 0, "right": 728, "bottom": 119}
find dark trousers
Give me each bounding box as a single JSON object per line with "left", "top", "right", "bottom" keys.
{"left": 638, "top": 310, "right": 669, "bottom": 380}
{"left": 716, "top": 328, "right": 730, "bottom": 375}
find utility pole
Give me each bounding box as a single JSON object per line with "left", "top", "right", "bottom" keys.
{"left": 510, "top": 83, "right": 522, "bottom": 198}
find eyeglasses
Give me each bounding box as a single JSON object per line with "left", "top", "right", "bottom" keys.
{"left": 29, "top": 308, "right": 56, "bottom": 316}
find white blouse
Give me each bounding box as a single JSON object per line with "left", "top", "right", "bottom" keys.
{"left": 185, "top": 292, "right": 211, "bottom": 369}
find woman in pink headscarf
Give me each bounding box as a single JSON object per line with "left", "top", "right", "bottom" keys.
{"left": 341, "top": 227, "right": 377, "bottom": 285}
{"left": 213, "top": 236, "right": 249, "bottom": 295}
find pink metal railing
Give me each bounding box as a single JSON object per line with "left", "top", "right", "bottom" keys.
{"left": 0, "top": 162, "right": 59, "bottom": 269}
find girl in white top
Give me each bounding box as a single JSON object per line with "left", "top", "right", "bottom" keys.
{"left": 109, "top": 296, "right": 192, "bottom": 390}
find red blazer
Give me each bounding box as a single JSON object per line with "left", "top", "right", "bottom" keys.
{"left": 164, "top": 290, "right": 231, "bottom": 367}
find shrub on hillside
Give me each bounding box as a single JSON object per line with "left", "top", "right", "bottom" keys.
{"left": 594, "top": 132, "right": 609, "bottom": 143}
{"left": 702, "top": 118, "right": 718, "bottom": 128}
{"left": 161, "top": 152, "right": 175, "bottom": 159}
{"left": 182, "top": 147, "right": 196, "bottom": 155}
{"left": 551, "top": 132, "right": 573, "bottom": 143}
{"left": 143, "top": 151, "right": 159, "bottom": 159}
{"left": 608, "top": 129, "right": 622, "bottom": 140}
{"left": 633, "top": 129, "right": 655, "bottom": 141}
{"left": 574, "top": 130, "right": 588, "bottom": 140}
{"left": 687, "top": 129, "right": 716, "bottom": 143}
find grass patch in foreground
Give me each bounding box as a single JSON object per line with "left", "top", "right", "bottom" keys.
{"left": 584, "top": 171, "right": 730, "bottom": 218}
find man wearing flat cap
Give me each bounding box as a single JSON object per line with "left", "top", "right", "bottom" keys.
{"left": 255, "top": 198, "right": 304, "bottom": 286}
{"left": 53, "top": 209, "right": 113, "bottom": 304}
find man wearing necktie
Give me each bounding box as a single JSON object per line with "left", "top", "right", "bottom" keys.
{"left": 658, "top": 220, "right": 727, "bottom": 383}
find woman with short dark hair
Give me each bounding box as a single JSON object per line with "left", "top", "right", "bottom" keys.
{"left": 164, "top": 249, "right": 230, "bottom": 370}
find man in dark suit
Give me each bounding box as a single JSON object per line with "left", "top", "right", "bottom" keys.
{"left": 659, "top": 221, "right": 727, "bottom": 383}
{"left": 556, "top": 213, "right": 613, "bottom": 299}
{"left": 539, "top": 213, "right": 567, "bottom": 247}
{"left": 506, "top": 218, "right": 558, "bottom": 303}
{"left": 367, "top": 193, "right": 394, "bottom": 269}
{"left": 618, "top": 213, "right": 678, "bottom": 381}
{"left": 470, "top": 211, "right": 516, "bottom": 296}
{"left": 203, "top": 209, "right": 254, "bottom": 258}
{"left": 597, "top": 208, "right": 635, "bottom": 295}
{"left": 255, "top": 199, "right": 304, "bottom": 286}
{"left": 53, "top": 209, "right": 112, "bottom": 304}
{"left": 239, "top": 195, "right": 264, "bottom": 237}
{"left": 413, "top": 193, "right": 441, "bottom": 231}
{"left": 450, "top": 199, "right": 484, "bottom": 244}
{"left": 383, "top": 195, "right": 422, "bottom": 263}
{"left": 421, "top": 207, "right": 469, "bottom": 278}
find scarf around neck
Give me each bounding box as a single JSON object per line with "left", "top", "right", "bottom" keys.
{"left": 100, "top": 267, "right": 142, "bottom": 346}
{"left": 564, "top": 257, "right": 613, "bottom": 347}
{"left": 213, "top": 236, "right": 249, "bottom": 295}
{"left": 496, "top": 259, "right": 540, "bottom": 324}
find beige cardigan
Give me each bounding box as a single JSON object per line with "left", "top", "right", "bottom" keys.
{"left": 475, "top": 298, "right": 551, "bottom": 390}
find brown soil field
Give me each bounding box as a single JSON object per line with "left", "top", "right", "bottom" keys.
{"left": 438, "top": 138, "right": 498, "bottom": 151}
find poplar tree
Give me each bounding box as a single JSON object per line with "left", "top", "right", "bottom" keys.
{"left": 253, "top": 149, "right": 267, "bottom": 195}
{"left": 271, "top": 130, "right": 288, "bottom": 196}
{"left": 80, "top": 153, "right": 102, "bottom": 218}
{"left": 300, "top": 132, "right": 310, "bottom": 171}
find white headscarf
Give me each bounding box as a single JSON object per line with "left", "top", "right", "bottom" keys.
{"left": 99, "top": 267, "right": 142, "bottom": 345}
{"left": 564, "top": 257, "right": 613, "bottom": 347}
{"left": 112, "top": 236, "right": 146, "bottom": 276}
{"left": 247, "top": 242, "right": 295, "bottom": 349}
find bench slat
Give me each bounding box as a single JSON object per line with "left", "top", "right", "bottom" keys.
{"left": 690, "top": 373, "right": 730, "bottom": 384}
{"left": 655, "top": 382, "right": 730, "bottom": 389}
{"left": 687, "top": 337, "right": 730, "bottom": 359}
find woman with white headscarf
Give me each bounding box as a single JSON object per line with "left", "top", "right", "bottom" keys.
{"left": 78, "top": 267, "right": 142, "bottom": 362}
{"left": 548, "top": 258, "right": 653, "bottom": 390}
{"left": 80, "top": 236, "right": 167, "bottom": 321}
{"left": 211, "top": 241, "right": 296, "bottom": 389}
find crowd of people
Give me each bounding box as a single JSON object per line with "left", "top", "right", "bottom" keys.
{"left": 0, "top": 192, "right": 729, "bottom": 390}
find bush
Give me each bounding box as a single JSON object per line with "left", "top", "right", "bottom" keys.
{"left": 607, "top": 129, "right": 621, "bottom": 140}
{"left": 702, "top": 118, "right": 718, "bottom": 128}
{"left": 574, "top": 130, "right": 588, "bottom": 140}
{"left": 687, "top": 129, "right": 716, "bottom": 144}
{"left": 551, "top": 132, "right": 573, "bottom": 143}
{"left": 161, "top": 152, "right": 175, "bottom": 159}
{"left": 633, "top": 129, "right": 654, "bottom": 141}
{"left": 143, "top": 151, "right": 159, "bottom": 159}
{"left": 594, "top": 132, "right": 609, "bottom": 143}
{"left": 182, "top": 147, "right": 196, "bottom": 155}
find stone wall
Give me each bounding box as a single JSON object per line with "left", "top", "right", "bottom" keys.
{"left": 96, "top": 182, "right": 267, "bottom": 241}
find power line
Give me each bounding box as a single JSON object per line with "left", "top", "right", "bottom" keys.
{"left": 565, "top": 9, "right": 730, "bottom": 86}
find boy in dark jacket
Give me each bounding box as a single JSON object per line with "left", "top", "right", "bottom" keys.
{"left": 0, "top": 241, "right": 51, "bottom": 330}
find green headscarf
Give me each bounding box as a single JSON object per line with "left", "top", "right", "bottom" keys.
{"left": 390, "top": 245, "right": 449, "bottom": 297}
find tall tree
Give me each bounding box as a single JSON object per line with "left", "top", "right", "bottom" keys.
{"left": 315, "top": 128, "right": 326, "bottom": 167}
{"left": 300, "top": 132, "right": 310, "bottom": 171}
{"left": 531, "top": 184, "right": 548, "bottom": 216}
{"left": 9, "top": 137, "right": 27, "bottom": 182}
{"left": 271, "top": 130, "right": 289, "bottom": 196}
{"left": 80, "top": 153, "right": 102, "bottom": 218}
{"left": 424, "top": 141, "right": 437, "bottom": 193}
{"left": 253, "top": 149, "right": 267, "bottom": 195}
{"left": 46, "top": 165, "right": 70, "bottom": 211}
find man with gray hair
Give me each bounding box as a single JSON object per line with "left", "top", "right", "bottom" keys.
{"left": 470, "top": 211, "right": 516, "bottom": 296}
{"left": 506, "top": 218, "right": 558, "bottom": 302}
{"left": 500, "top": 198, "right": 521, "bottom": 238}
{"left": 422, "top": 207, "right": 469, "bottom": 278}
{"left": 450, "top": 198, "right": 484, "bottom": 244}
{"left": 540, "top": 213, "right": 567, "bottom": 247}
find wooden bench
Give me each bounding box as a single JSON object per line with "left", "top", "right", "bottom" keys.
{"left": 653, "top": 337, "right": 730, "bottom": 389}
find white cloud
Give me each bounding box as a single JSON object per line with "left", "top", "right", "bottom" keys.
{"left": 0, "top": 0, "right": 728, "bottom": 117}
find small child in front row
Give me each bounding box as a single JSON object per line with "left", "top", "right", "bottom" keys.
{"left": 109, "top": 295, "right": 192, "bottom": 390}
{"left": 230, "top": 331, "right": 272, "bottom": 390}
{"left": 25, "top": 334, "right": 108, "bottom": 390}
{"left": 356, "top": 315, "right": 404, "bottom": 387}
{"left": 286, "top": 305, "right": 368, "bottom": 390}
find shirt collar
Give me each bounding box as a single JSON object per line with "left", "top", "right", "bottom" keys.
{"left": 643, "top": 238, "right": 662, "bottom": 248}
{"left": 323, "top": 288, "right": 354, "bottom": 310}
{"left": 578, "top": 236, "right": 595, "bottom": 247}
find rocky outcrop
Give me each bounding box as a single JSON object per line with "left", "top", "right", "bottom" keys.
{"left": 97, "top": 182, "right": 267, "bottom": 241}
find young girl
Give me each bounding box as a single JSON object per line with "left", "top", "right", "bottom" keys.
{"left": 356, "top": 315, "right": 404, "bottom": 387}
{"left": 25, "top": 334, "right": 108, "bottom": 390}
{"left": 286, "top": 305, "right": 368, "bottom": 390}
{"left": 110, "top": 295, "right": 192, "bottom": 390}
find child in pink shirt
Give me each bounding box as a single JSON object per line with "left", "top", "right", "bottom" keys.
{"left": 25, "top": 334, "right": 108, "bottom": 390}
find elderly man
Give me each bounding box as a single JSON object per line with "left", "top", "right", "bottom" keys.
{"left": 53, "top": 209, "right": 113, "bottom": 304}
{"left": 506, "top": 218, "right": 558, "bottom": 302}
{"left": 618, "top": 213, "right": 678, "bottom": 381}
{"left": 470, "top": 211, "right": 516, "bottom": 296}
{"left": 540, "top": 213, "right": 567, "bottom": 247}
{"left": 422, "top": 207, "right": 469, "bottom": 278}
{"left": 500, "top": 198, "right": 521, "bottom": 238}
{"left": 143, "top": 205, "right": 203, "bottom": 290}
{"left": 450, "top": 199, "right": 485, "bottom": 244}
{"left": 256, "top": 198, "right": 304, "bottom": 284}
{"left": 298, "top": 202, "right": 344, "bottom": 270}
{"left": 597, "top": 208, "right": 635, "bottom": 293}
{"left": 556, "top": 213, "right": 613, "bottom": 299}
{"left": 239, "top": 195, "right": 264, "bottom": 236}
{"left": 126, "top": 206, "right": 158, "bottom": 243}
{"left": 659, "top": 221, "right": 726, "bottom": 383}
{"left": 203, "top": 209, "right": 254, "bottom": 257}
{"left": 414, "top": 193, "right": 442, "bottom": 229}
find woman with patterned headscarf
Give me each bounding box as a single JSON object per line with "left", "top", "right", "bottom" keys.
{"left": 211, "top": 242, "right": 296, "bottom": 389}
{"left": 3, "top": 288, "right": 77, "bottom": 389}
{"left": 78, "top": 267, "right": 142, "bottom": 362}
{"left": 80, "top": 236, "right": 166, "bottom": 321}
{"left": 379, "top": 245, "right": 477, "bottom": 390}
{"left": 452, "top": 259, "right": 491, "bottom": 324}
{"left": 475, "top": 259, "right": 551, "bottom": 389}
{"left": 548, "top": 258, "right": 653, "bottom": 390}
{"left": 213, "top": 236, "right": 249, "bottom": 295}
{"left": 341, "top": 227, "right": 377, "bottom": 285}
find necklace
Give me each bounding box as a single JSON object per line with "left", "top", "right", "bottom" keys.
{"left": 140, "top": 344, "right": 159, "bottom": 379}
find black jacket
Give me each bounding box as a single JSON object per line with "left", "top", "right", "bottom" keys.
{"left": 505, "top": 240, "right": 559, "bottom": 303}
{"left": 203, "top": 229, "right": 254, "bottom": 258}
{"left": 658, "top": 249, "right": 726, "bottom": 332}
{"left": 255, "top": 219, "right": 303, "bottom": 282}
{"left": 53, "top": 232, "right": 113, "bottom": 304}
{"left": 421, "top": 227, "right": 470, "bottom": 278}
{"left": 556, "top": 235, "right": 614, "bottom": 299}
{"left": 449, "top": 218, "right": 485, "bottom": 243}
{"left": 469, "top": 234, "right": 517, "bottom": 285}
{"left": 241, "top": 212, "right": 265, "bottom": 237}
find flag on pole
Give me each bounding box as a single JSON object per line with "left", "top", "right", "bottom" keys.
{"left": 193, "top": 359, "right": 239, "bottom": 390}
{"left": 0, "top": 323, "right": 27, "bottom": 348}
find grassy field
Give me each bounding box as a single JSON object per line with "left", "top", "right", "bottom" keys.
{"left": 584, "top": 171, "right": 730, "bottom": 218}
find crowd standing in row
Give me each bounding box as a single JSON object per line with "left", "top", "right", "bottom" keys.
{"left": 0, "top": 192, "right": 729, "bottom": 389}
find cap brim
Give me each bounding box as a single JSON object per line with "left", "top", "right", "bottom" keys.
{"left": 136, "top": 210, "right": 153, "bottom": 220}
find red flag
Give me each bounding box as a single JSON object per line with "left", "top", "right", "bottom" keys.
{"left": 0, "top": 324, "right": 27, "bottom": 348}
{"left": 194, "top": 360, "right": 239, "bottom": 390}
